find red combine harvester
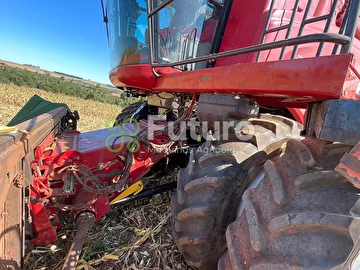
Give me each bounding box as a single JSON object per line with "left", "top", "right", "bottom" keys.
{"left": 1, "top": 0, "right": 360, "bottom": 269}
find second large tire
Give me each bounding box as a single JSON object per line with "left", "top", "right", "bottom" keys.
{"left": 218, "top": 138, "right": 360, "bottom": 270}
{"left": 114, "top": 101, "right": 147, "bottom": 126}
{"left": 172, "top": 114, "right": 302, "bottom": 269}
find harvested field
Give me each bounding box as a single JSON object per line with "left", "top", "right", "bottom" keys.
{"left": 24, "top": 169, "right": 192, "bottom": 270}
{"left": 0, "top": 83, "right": 120, "bottom": 131}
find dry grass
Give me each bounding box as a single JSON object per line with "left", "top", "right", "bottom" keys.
{"left": 0, "top": 83, "right": 121, "bottom": 131}
{"left": 0, "top": 83, "right": 192, "bottom": 270}
{"left": 24, "top": 169, "right": 192, "bottom": 270}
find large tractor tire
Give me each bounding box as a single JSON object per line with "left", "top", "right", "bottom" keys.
{"left": 114, "top": 101, "right": 177, "bottom": 126}
{"left": 218, "top": 138, "right": 360, "bottom": 269}
{"left": 114, "top": 101, "right": 148, "bottom": 126}
{"left": 172, "top": 114, "right": 302, "bottom": 270}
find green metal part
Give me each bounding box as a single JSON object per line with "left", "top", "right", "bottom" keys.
{"left": 8, "top": 95, "right": 69, "bottom": 126}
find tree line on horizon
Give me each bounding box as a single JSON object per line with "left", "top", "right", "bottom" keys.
{"left": 0, "top": 64, "right": 140, "bottom": 106}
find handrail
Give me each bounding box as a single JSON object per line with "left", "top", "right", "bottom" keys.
{"left": 341, "top": 0, "right": 360, "bottom": 53}
{"left": 146, "top": 0, "right": 360, "bottom": 76}
{"left": 148, "top": 0, "right": 174, "bottom": 17}
{"left": 150, "top": 33, "right": 351, "bottom": 68}
{"left": 279, "top": 0, "right": 300, "bottom": 60}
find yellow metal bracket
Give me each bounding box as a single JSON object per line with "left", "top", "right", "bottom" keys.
{"left": 0, "top": 125, "right": 28, "bottom": 136}
{"left": 110, "top": 180, "right": 144, "bottom": 205}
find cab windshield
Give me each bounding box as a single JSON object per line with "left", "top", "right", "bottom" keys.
{"left": 107, "top": 0, "right": 221, "bottom": 70}
{"left": 150, "top": 0, "right": 220, "bottom": 70}
{"left": 107, "top": 0, "right": 149, "bottom": 69}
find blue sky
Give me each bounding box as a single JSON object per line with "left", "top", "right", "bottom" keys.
{"left": 0, "top": 0, "right": 111, "bottom": 84}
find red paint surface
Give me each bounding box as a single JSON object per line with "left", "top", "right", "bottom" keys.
{"left": 154, "top": 54, "right": 352, "bottom": 104}
{"left": 216, "top": 0, "right": 360, "bottom": 65}
{"left": 287, "top": 108, "right": 306, "bottom": 124}
{"left": 110, "top": 64, "right": 156, "bottom": 90}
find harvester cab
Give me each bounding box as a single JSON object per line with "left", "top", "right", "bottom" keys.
{"left": 105, "top": 0, "right": 360, "bottom": 86}
{"left": 104, "top": 0, "right": 360, "bottom": 125}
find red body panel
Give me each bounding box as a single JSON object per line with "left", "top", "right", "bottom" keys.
{"left": 216, "top": 0, "right": 269, "bottom": 65}
{"left": 109, "top": 53, "right": 357, "bottom": 109}
{"left": 216, "top": 0, "right": 360, "bottom": 65}
{"left": 287, "top": 108, "right": 306, "bottom": 124}
{"left": 109, "top": 65, "right": 182, "bottom": 91}
{"left": 154, "top": 54, "right": 353, "bottom": 106}
{"left": 110, "top": 64, "right": 156, "bottom": 90}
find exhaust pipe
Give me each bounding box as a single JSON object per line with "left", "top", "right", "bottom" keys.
{"left": 62, "top": 212, "right": 95, "bottom": 270}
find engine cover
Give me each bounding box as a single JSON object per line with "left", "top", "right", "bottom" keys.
{"left": 197, "top": 94, "right": 259, "bottom": 125}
